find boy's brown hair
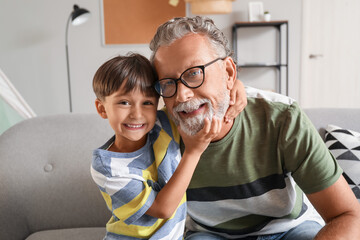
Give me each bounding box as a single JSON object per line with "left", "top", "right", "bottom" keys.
{"left": 93, "top": 53, "right": 159, "bottom": 101}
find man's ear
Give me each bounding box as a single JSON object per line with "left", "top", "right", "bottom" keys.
{"left": 224, "top": 57, "right": 237, "bottom": 90}
{"left": 95, "top": 98, "right": 108, "bottom": 119}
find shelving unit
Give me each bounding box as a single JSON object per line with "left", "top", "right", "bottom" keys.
{"left": 232, "top": 21, "right": 289, "bottom": 95}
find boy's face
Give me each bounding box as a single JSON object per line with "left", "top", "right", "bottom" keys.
{"left": 96, "top": 84, "right": 158, "bottom": 152}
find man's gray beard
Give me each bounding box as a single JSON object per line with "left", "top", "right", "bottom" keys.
{"left": 171, "top": 92, "right": 230, "bottom": 136}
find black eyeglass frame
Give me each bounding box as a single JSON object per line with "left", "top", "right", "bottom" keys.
{"left": 154, "top": 57, "right": 224, "bottom": 98}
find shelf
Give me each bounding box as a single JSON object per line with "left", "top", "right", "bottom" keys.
{"left": 237, "top": 64, "right": 288, "bottom": 68}
{"left": 232, "top": 21, "right": 289, "bottom": 95}
{"left": 233, "top": 21, "right": 288, "bottom": 28}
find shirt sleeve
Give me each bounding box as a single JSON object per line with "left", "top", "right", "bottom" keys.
{"left": 279, "top": 102, "right": 343, "bottom": 194}
{"left": 105, "top": 175, "right": 157, "bottom": 225}
{"left": 91, "top": 153, "right": 158, "bottom": 225}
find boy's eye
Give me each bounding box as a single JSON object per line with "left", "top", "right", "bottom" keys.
{"left": 118, "top": 101, "right": 129, "bottom": 105}
{"left": 143, "top": 101, "right": 154, "bottom": 106}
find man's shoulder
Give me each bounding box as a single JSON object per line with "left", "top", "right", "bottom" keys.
{"left": 243, "top": 86, "right": 302, "bottom": 123}
{"left": 245, "top": 86, "right": 296, "bottom": 107}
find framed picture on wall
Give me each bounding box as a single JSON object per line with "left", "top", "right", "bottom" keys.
{"left": 248, "top": 2, "right": 264, "bottom": 22}
{"left": 101, "top": 0, "right": 185, "bottom": 45}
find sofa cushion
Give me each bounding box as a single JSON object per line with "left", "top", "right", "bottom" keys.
{"left": 325, "top": 124, "right": 360, "bottom": 201}
{"left": 26, "top": 227, "right": 106, "bottom": 240}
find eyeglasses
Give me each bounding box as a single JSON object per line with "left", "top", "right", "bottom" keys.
{"left": 154, "top": 57, "right": 224, "bottom": 98}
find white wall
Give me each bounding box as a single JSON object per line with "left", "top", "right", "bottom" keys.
{"left": 0, "top": 0, "right": 302, "bottom": 116}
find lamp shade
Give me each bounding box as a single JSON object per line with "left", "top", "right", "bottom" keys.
{"left": 71, "top": 5, "right": 90, "bottom": 26}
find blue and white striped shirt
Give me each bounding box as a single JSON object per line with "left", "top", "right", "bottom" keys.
{"left": 91, "top": 110, "right": 185, "bottom": 239}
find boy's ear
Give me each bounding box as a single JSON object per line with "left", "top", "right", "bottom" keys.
{"left": 95, "top": 99, "right": 108, "bottom": 119}
{"left": 224, "top": 57, "right": 237, "bottom": 90}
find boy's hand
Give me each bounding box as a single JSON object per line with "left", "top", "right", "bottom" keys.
{"left": 179, "top": 117, "right": 222, "bottom": 156}
{"left": 225, "top": 80, "right": 247, "bottom": 123}
{"left": 146, "top": 117, "right": 221, "bottom": 219}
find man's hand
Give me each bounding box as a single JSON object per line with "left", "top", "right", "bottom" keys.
{"left": 225, "top": 80, "right": 247, "bottom": 123}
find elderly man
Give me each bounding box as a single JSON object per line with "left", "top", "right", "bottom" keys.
{"left": 149, "top": 16, "right": 360, "bottom": 240}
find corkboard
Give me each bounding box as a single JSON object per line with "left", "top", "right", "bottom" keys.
{"left": 102, "top": 0, "right": 186, "bottom": 44}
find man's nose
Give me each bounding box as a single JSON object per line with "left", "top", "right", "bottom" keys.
{"left": 175, "top": 82, "right": 194, "bottom": 102}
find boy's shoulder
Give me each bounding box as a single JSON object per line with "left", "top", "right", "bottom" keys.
{"left": 154, "top": 109, "right": 180, "bottom": 142}
{"left": 156, "top": 109, "right": 172, "bottom": 123}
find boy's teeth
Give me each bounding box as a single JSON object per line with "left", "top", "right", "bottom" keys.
{"left": 127, "top": 124, "right": 143, "bottom": 128}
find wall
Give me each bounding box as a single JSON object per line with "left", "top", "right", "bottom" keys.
{"left": 0, "top": 0, "right": 302, "bottom": 116}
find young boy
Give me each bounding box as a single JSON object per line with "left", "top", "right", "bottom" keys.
{"left": 90, "top": 53, "right": 223, "bottom": 239}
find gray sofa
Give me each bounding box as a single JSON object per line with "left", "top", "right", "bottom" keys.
{"left": 1, "top": 109, "right": 360, "bottom": 240}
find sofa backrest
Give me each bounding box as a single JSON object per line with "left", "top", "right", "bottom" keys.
{"left": 304, "top": 108, "right": 360, "bottom": 139}
{"left": 1, "top": 109, "right": 359, "bottom": 239}
{"left": 0, "top": 113, "right": 112, "bottom": 239}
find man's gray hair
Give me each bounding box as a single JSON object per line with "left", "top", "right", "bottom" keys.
{"left": 149, "top": 16, "right": 232, "bottom": 63}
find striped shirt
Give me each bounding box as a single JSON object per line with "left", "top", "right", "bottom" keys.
{"left": 183, "top": 87, "right": 342, "bottom": 238}
{"left": 91, "top": 110, "right": 185, "bottom": 240}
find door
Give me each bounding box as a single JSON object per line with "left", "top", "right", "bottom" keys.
{"left": 301, "top": 0, "right": 360, "bottom": 108}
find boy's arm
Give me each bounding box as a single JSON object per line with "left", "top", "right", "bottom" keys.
{"left": 225, "top": 79, "right": 247, "bottom": 123}
{"left": 145, "top": 117, "right": 222, "bottom": 219}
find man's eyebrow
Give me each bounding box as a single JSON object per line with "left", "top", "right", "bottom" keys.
{"left": 159, "top": 59, "right": 204, "bottom": 78}
{"left": 186, "top": 60, "right": 204, "bottom": 68}
{"left": 177, "top": 60, "right": 205, "bottom": 74}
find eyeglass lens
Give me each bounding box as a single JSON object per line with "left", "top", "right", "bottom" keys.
{"left": 155, "top": 58, "right": 223, "bottom": 97}
{"left": 158, "top": 67, "right": 204, "bottom": 97}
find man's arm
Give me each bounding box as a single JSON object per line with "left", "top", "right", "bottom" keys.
{"left": 307, "top": 175, "right": 360, "bottom": 239}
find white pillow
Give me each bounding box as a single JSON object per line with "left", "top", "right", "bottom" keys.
{"left": 325, "top": 125, "right": 360, "bottom": 201}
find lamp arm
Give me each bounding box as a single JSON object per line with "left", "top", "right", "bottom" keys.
{"left": 65, "top": 14, "right": 73, "bottom": 112}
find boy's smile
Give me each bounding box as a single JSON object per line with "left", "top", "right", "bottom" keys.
{"left": 96, "top": 85, "right": 158, "bottom": 153}
{"left": 124, "top": 123, "right": 146, "bottom": 129}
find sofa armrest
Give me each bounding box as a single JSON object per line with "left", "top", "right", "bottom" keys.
{"left": 0, "top": 114, "right": 112, "bottom": 239}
